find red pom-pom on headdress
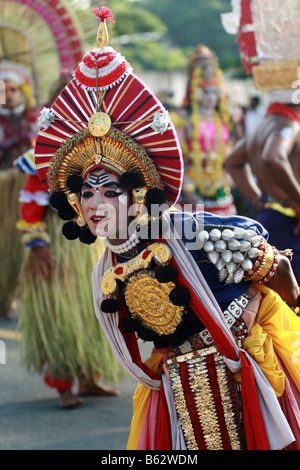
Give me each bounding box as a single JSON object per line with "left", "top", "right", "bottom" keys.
{"left": 92, "top": 6, "right": 115, "bottom": 23}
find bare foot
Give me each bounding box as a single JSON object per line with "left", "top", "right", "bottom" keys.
{"left": 78, "top": 382, "right": 120, "bottom": 397}
{"left": 59, "top": 389, "right": 83, "bottom": 408}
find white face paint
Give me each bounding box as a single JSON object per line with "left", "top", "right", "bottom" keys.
{"left": 81, "top": 169, "right": 130, "bottom": 240}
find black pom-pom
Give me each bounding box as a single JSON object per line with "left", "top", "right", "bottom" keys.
{"left": 138, "top": 327, "right": 156, "bottom": 342}
{"left": 49, "top": 191, "right": 68, "bottom": 210}
{"left": 158, "top": 218, "right": 169, "bottom": 236}
{"left": 185, "top": 309, "right": 203, "bottom": 328}
{"left": 101, "top": 298, "right": 119, "bottom": 313}
{"left": 58, "top": 205, "right": 76, "bottom": 220}
{"left": 145, "top": 188, "right": 167, "bottom": 207}
{"left": 153, "top": 334, "right": 170, "bottom": 349}
{"left": 166, "top": 332, "right": 182, "bottom": 347}
{"left": 119, "top": 172, "right": 145, "bottom": 191}
{"left": 79, "top": 227, "right": 97, "bottom": 245}
{"left": 66, "top": 175, "right": 83, "bottom": 193}
{"left": 169, "top": 321, "right": 194, "bottom": 346}
{"left": 155, "top": 265, "right": 177, "bottom": 283}
{"left": 50, "top": 192, "right": 76, "bottom": 220}
{"left": 121, "top": 317, "right": 141, "bottom": 333}
{"left": 177, "top": 320, "right": 194, "bottom": 337}
{"left": 169, "top": 286, "right": 190, "bottom": 306}
{"left": 62, "top": 221, "right": 80, "bottom": 240}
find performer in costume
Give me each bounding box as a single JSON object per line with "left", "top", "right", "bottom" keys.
{"left": 0, "top": 0, "right": 99, "bottom": 317}
{"left": 0, "top": 61, "right": 38, "bottom": 317}
{"left": 34, "top": 7, "right": 300, "bottom": 449}
{"left": 172, "top": 45, "right": 235, "bottom": 216}
{"left": 15, "top": 73, "right": 122, "bottom": 408}
{"left": 223, "top": 0, "right": 300, "bottom": 284}
{"left": 0, "top": 61, "right": 39, "bottom": 169}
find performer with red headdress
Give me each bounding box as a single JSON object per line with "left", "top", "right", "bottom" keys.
{"left": 0, "top": 59, "right": 39, "bottom": 317}
{"left": 34, "top": 5, "right": 300, "bottom": 448}
{"left": 12, "top": 3, "right": 122, "bottom": 408}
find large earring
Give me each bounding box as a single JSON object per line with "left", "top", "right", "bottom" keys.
{"left": 66, "top": 193, "right": 86, "bottom": 227}
{"left": 132, "top": 187, "right": 151, "bottom": 228}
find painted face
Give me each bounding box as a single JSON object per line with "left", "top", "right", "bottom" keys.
{"left": 196, "top": 85, "right": 219, "bottom": 111}
{"left": 3, "top": 80, "right": 22, "bottom": 109}
{"left": 81, "top": 168, "right": 130, "bottom": 240}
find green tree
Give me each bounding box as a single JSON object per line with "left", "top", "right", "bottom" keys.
{"left": 139, "top": 0, "right": 241, "bottom": 69}
{"left": 89, "top": 0, "right": 187, "bottom": 70}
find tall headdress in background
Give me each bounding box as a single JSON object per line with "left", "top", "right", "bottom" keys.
{"left": 183, "top": 44, "right": 230, "bottom": 125}
{"left": 221, "top": 0, "right": 300, "bottom": 98}
{"left": 34, "top": 7, "right": 183, "bottom": 244}
{"left": 184, "top": 45, "right": 223, "bottom": 108}
{"left": 0, "top": 60, "right": 35, "bottom": 113}
{"left": 0, "top": 0, "right": 96, "bottom": 105}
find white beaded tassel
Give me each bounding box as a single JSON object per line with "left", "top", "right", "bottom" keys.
{"left": 105, "top": 230, "right": 140, "bottom": 254}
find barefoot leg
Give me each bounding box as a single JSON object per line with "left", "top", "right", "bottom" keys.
{"left": 59, "top": 389, "right": 83, "bottom": 408}
{"left": 78, "top": 381, "right": 120, "bottom": 397}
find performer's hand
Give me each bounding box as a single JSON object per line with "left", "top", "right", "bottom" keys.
{"left": 267, "top": 253, "right": 299, "bottom": 307}
{"left": 31, "top": 245, "right": 55, "bottom": 279}
{"left": 294, "top": 220, "right": 300, "bottom": 236}
{"left": 288, "top": 201, "right": 300, "bottom": 235}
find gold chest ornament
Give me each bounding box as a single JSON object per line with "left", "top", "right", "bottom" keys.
{"left": 101, "top": 243, "right": 185, "bottom": 335}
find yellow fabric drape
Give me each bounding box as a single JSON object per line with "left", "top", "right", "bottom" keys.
{"left": 127, "top": 283, "right": 300, "bottom": 448}
{"left": 126, "top": 352, "right": 164, "bottom": 450}
{"left": 243, "top": 322, "right": 285, "bottom": 396}
{"left": 241, "top": 283, "right": 300, "bottom": 396}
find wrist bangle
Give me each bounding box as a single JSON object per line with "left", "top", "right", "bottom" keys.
{"left": 290, "top": 306, "right": 300, "bottom": 315}
{"left": 24, "top": 239, "right": 49, "bottom": 249}
{"left": 244, "top": 241, "right": 279, "bottom": 284}
{"left": 21, "top": 231, "right": 51, "bottom": 247}
{"left": 16, "top": 220, "right": 47, "bottom": 232}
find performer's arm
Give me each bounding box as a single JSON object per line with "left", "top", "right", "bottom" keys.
{"left": 267, "top": 252, "right": 300, "bottom": 307}
{"left": 261, "top": 127, "right": 300, "bottom": 209}
{"left": 17, "top": 174, "right": 54, "bottom": 278}
{"left": 224, "top": 138, "right": 262, "bottom": 209}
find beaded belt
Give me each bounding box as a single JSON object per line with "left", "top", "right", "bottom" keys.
{"left": 169, "top": 292, "right": 251, "bottom": 356}
{"left": 166, "top": 346, "right": 243, "bottom": 450}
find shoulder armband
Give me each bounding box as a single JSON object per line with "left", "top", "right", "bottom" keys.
{"left": 197, "top": 225, "right": 278, "bottom": 285}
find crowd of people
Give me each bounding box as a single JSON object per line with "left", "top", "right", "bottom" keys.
{"left": 1, "top": 3, "right": 300, "bottom": 452}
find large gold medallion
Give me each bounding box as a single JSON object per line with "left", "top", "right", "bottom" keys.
{"left": 88, "top": 112, "right": 111, "bottom": 137}
{"left": 124, "top": 271, "right": 184, "bottom": 335}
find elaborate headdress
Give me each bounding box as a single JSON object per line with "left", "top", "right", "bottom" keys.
{"left": 183, "top": 45, "right": 226, "bottom": 111}
{"left": 188, "top": 44, "right": 221, "bottom": 88}
{"left": 221, "top": 0, "right": 300, "bottom": 97}
{"left": 34, "top": 7, "right": 183, "bottom": 244}
{"left": 0, "top": 61, "right": 34, "bottom": 112}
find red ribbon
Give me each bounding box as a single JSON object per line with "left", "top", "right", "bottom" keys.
{"left": 266, "top": 102, "right": 300, "bottom": 124}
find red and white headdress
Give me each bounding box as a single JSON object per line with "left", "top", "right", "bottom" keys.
{"left": 34, "top": 7, "right": 183, "bottom": 243}
{"left": 0, "top": 61, "right": 33, "bottom": 88}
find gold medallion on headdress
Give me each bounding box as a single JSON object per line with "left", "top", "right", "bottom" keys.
{"left": 88, "top": 112, "right": 111, "bottom": 137}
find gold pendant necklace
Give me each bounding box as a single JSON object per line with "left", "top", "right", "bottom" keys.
{"left": 124, "top": 270, "right": 184, "bottom": 335}
{"left": 101, "top": 242, "right": 185, "bottom": 335}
